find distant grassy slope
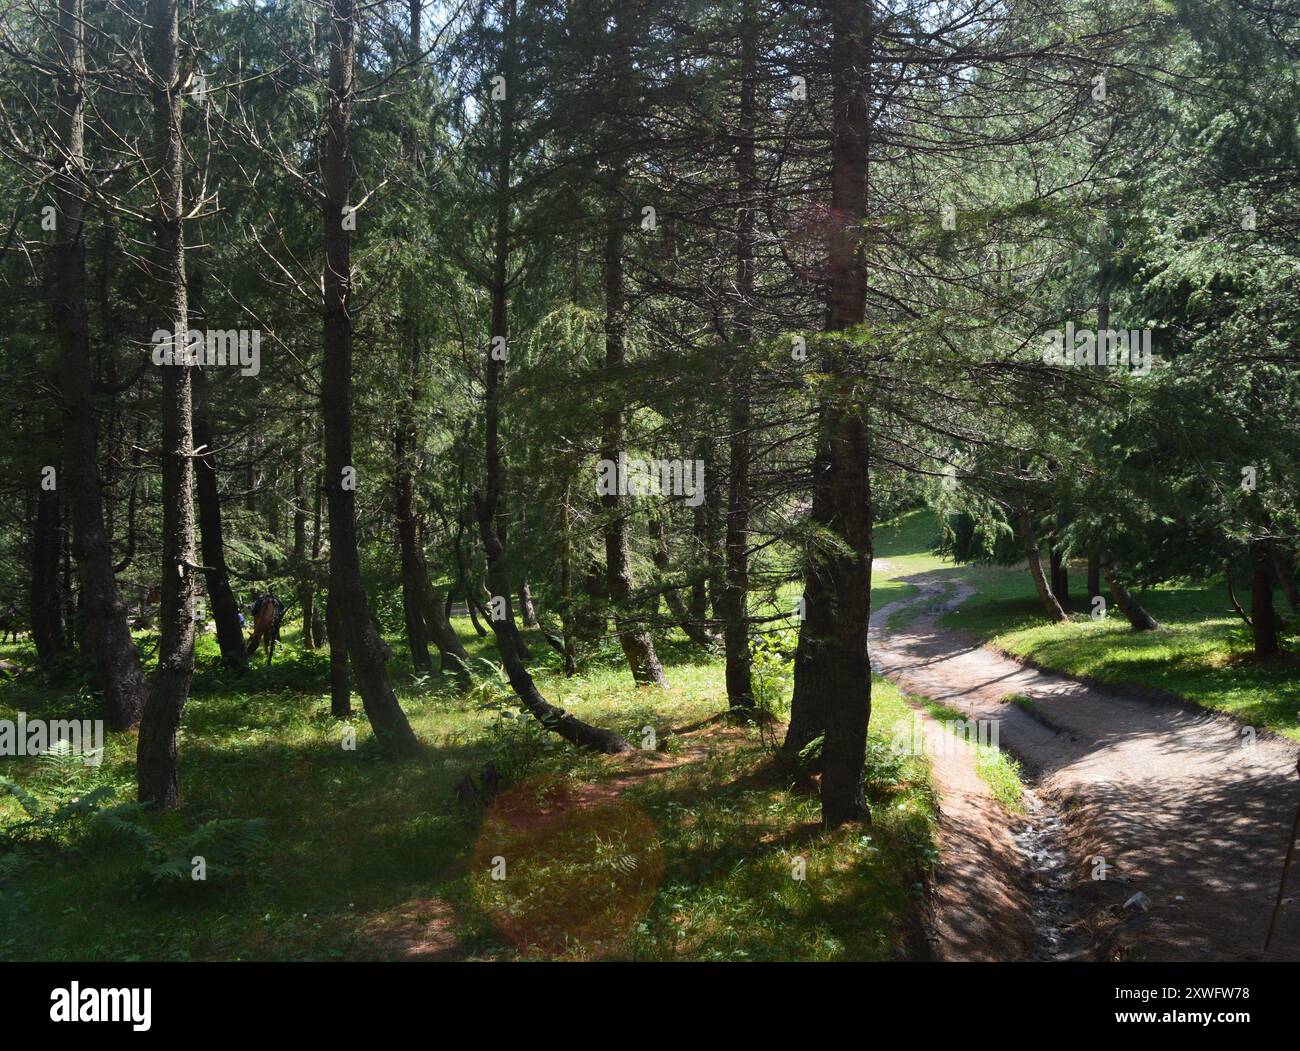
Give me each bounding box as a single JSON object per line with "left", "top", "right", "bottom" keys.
{"left": 873, "top": 509, "right": 1300, "bottom": 741}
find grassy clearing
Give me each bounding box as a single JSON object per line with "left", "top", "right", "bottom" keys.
{"left": 0, "top": 615, "right": 937, "bottom": 961}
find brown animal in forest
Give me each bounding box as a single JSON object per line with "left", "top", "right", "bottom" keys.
{"left": 246, "top": 593, "right": 283, "bottom": 664}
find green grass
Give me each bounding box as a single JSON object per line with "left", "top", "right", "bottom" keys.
{"left": 917, "top": 698, "right": 1026, "bottom": 814}
{"left": 0, "top": 615, "right": 938, "bottom": 962}
{"left": 872, "top": 509, "right": 1300, "bottom": 741}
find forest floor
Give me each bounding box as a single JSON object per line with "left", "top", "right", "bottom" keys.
{"left": 4, "top": 510, "right": 1299, "bottom": 961}
{"left": 0, "top": 613, "right": 939, "bottom": 961}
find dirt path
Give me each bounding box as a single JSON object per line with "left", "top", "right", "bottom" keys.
{"left": 871, "top": 574, "right": 1300, "bottom": 962}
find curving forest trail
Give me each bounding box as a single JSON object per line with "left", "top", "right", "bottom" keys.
{"left": 871, "top": 574, "right": 1300, "bottom": 962}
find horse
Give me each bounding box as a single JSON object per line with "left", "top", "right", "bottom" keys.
{"left": 246, "top": 593, "right": 284, "bottom": 665}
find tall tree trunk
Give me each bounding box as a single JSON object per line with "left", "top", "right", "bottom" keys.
{"left": 1250, "top": 538, "right": 1281, "bottom": 657}
{"left": 320, "top": 0, "right": 419, "bottom": 757}
{"left": 1099, "top": 550, "right": 1161, "bottom": 632}
{"left": 1018, "top": 512, "right": 1068, "bottom": 623}
{"left": 292, "top": 457, "right": 314, "bottom": 649}
{"left": 52, "top": 0, "right": 146, "bottom": 724}
{"left": 137, "top": 0, "right": 196, "bottom": 809}
{"left": 600, "top": 169, "right": 666, "bottom": 687}
{"left": 395, "top": 414, "right": 433, "bottom": 673}
{"left": 721, "top": 6, "right": 758, "bottom": 712}
{"left": 326, "top": 574, "right": 350, "bottom": 717}
{"left": 306, "top": 469, "right": 323, "bottom": 645}
{"left": 471, "top": 0, "right": 627, "bottom": 751}
{"left": 518, "top": 581, "right": 539, "bottom": 628}
{"left": 783, "top": 0, "right": 874, "bottom": 828}
{"left": 558, "top": 486, "right": 578, "bottom": 676}
{"left": 30, "top": 481, "right": 66, "bottom": 663}
{"left": 192, "top": 353, "right": 248, "bottom": 670}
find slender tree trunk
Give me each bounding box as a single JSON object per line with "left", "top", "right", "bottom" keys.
{"left": 649, "top": 515, "right": 716, "bottom": 649}
{"left": 52, "top": 0, "right": 146, "bottom": 725}
{"left": 783, "top": 0, "right": 874, "bottom": 827}
{"left": 395, "top": 415, "right": 433, "bottom": 673}
{"left": 137, "top": 0, "right": 196, "bottom": 809}
{"left": 559, "top": 486, "right": 578, "bottom": 676}
{"left": 1099, "top": 550, "right": 1161, "bottom": 632}
{"left": 1018, "top": 512, "right": 1068, "bottom": 623}
{"left": 31, "top": 482, "right": 66, "bottom": 663}
{"left": 192, "top": 360, "right": 247, "bottom": 669}
{"left": 470, "top": 0, "right": 627, "bottom": 751}
{"left": 320, "top": 0, "right": 419, "bottom": 758}
{"left": 1250, "top": 538, "right": 1281, "bottom": 657}
{"left": 326, "top": 575, "right": 350, "bottom": 717}
{"left": 1087, "top": 550, "right": 1102, "bottom": 602}
{"left": 306, "top": 469, "right": 323, "bottom": 645}
{"left": 721, "top": 7, "right": 758, "bottom": 712}
{"left": 518, "top": 581, "right": 539, "bottom": 628}
{"left": 293, "top": 457, "right": 314, "bottom": 649}
{"left": 600, "top": 168, "right": 666, "bottom": 687}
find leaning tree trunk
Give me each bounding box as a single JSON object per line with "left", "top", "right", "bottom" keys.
{"left": 137, "top": 0, "right": 196, "bottom": 809}
{"left": 1018, "top": 512, "right": 1068, "bottom": 623}
{"left": 1099, "top": 550, "right": 1161, "bottom": 632}
{"left": 600, "top": 168, "right": 666, "bottom": 687}
{"left": 783, "top": 0, "right": 874, "bottom": 827}
{"left": 1250, "top": 538, "right": 1281, "bottom": 657}
{"left": 470, "top": 0, "right": 628, "bottom": 752}
{"left": 52, "top": 0, "right": 146, "bottom": 726}
{"left": 320, "top": 0, "right": 419, "bottom": 757}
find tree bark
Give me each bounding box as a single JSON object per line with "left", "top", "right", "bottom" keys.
{"left": 1100, "top": 550, "right": 1161, "bottom": 632}
{"left": 649, "top": 515, "right": 717, "bottom": 649}
{"left": 720, "top": 6, "right": 758, "bottom": 713}
{"left": 52, "top": 0, "right": 147, "bottom": 726}
{"left": 192, "top": 352, "right": 248, "bottom": 670}
{"left": 783, "top": 0, "right": 874, "bottom": 828}
{"left": 320, "top": 0, "right": 419, "bottom": 758}
{"left": 1250, "top": 538, "right": 1281, "bottom": 657}
{"left": 600, "top": 168, "right": 666, "bottom": 687}
{"left": 137, "top": 0, "right": 197, "bottom": 809}
{"left": 326, "top": 571, "right": 351, "bottom": 717}
{"left": 30, "top": 482, "right": 66, "bottom": 663}
{"left": 1018, "top": 512, "right": 1069, "bottom": 623}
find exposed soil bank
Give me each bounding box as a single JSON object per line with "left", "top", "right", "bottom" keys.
{"left": 872, "top": 575, "right": 1300, "bottom": 962}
